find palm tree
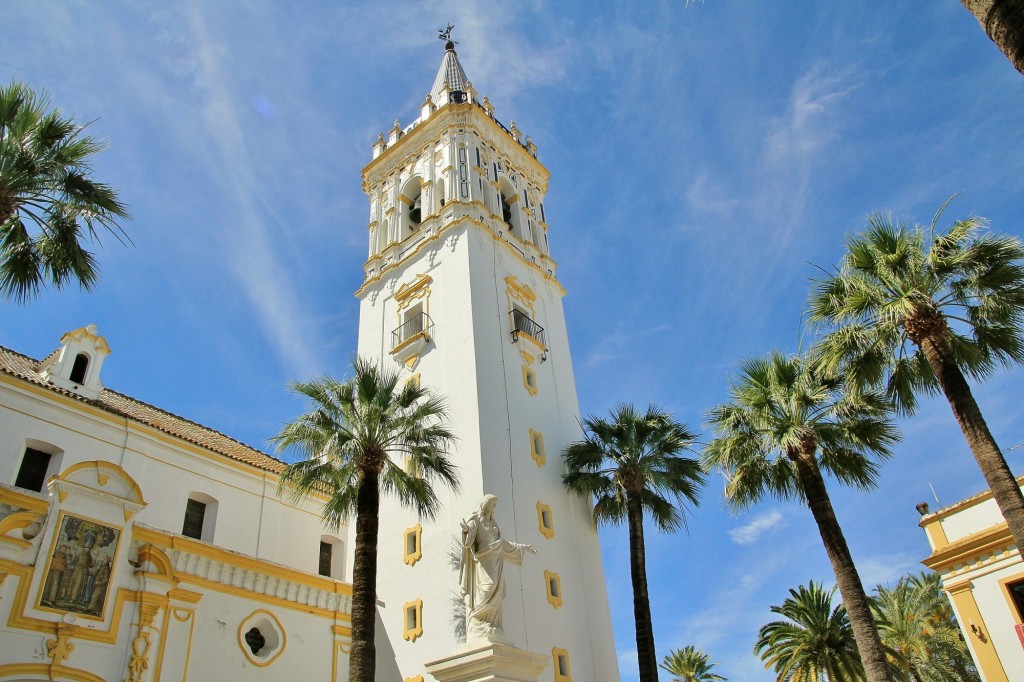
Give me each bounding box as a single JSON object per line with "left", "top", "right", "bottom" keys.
{"left": 809, "top": 203, "right": 1024, "bottom": 555}
{"left": 704, "top": 352, "right": 899, "bottom": 682}
{"left": 756, "top": 581, "right": 865, "bottom": 682}
{"left": 0, "top": 81, "right": 130, "bottom": 302}
{"left": 960, "top": 0, "right": 1024, "bottom": 76}
{"left": 660, "top": 645, "right": 726, "bottom": 682}
{"left": 271, "top": 358, "right": 458, "bottom": 682}
{"left": 562, "top": 404, "right": 705, "bottom": 682}
{"left": 871, "top": 572, "right": 979, "bottom": 682}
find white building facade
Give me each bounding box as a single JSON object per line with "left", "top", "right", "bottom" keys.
{"left": 920, "top": 479, "right": 1024, "bottom": 681}
{"left": 355, "top": 41, "right": 620, "bottom": 682}
{"left": 0, "top": 325, "right": 356, "bottom": 682}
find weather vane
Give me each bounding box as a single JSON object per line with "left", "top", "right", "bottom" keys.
{"left": 438, "top": 24, "right": 457, "bottom": 45}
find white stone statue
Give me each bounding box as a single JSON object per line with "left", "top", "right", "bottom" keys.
{"left": 459, "top": 494, "right": 536, "bottom": 643}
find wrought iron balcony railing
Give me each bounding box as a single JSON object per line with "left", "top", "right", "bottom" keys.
{"left": 509, "top": 309, "right": 547, "bottom": 350}
{"left": 392, "top": 312, "right": 433, "bottom": 350}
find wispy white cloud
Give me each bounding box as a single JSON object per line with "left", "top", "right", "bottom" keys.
{"left": 854, "top": 553, "right": 922, "bottom": 589}
{"left": 584, "top": 323, "right": 672, "bottom": 368}
{"left": 728, "top": 510, "right": 784, "bottom": 545}
{"left": 133, "top": 1, "right": 330, "bottom": 378}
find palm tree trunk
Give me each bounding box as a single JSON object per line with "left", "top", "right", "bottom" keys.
{"left": 626, "top": 494, "right": 659, "bottom": 682}
{"left": 348, "top": 472, "right": 380, "bottom": 682}
{"left": 961, "top": 0, "right": 1024, "bottom": 76}
{"left": 919, "top": 333, "right": 1024, "bottom": 555}
{"left": 789, "top": 447, "right": 894, "bottom": 682}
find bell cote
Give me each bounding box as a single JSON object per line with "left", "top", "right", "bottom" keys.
{"left": 38, "top": 324, "right": 110, "bottom": 400}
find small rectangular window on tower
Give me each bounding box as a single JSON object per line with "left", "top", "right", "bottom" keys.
{"left": 529, "top": 429, "right": 546, "bottom": 466}
{"left": 552, "top": 648, "right": 572, "bottom": 682}
{"left": 545, "top": 571, "right": 563, "bottom": 608}
{"left": 403, "top": 524, "right": 423, "bottom": 565}
{"left": 536, "top": 502, "right": 555, "bottom": 539}
{"left": 403, "top": 599, "right": 423, "bottom": 641}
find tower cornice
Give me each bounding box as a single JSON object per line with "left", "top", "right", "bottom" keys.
{"left": 362, "top": 103, "right": 549, "bottom": 193}
{"left": 353, "top": 214, "right": 564, "bottom": 300}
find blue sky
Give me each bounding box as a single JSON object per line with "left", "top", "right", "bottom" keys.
{"left": 3, "top": 2, "right": 1024, "bottom": 680}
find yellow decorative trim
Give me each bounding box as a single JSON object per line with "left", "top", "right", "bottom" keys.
{"left": 167, "top": 606, "right": 197, "bottom": 681}
{"left": 167, "top": 587, "right": 204, "bottom": 604}
{"left": 395, "top": 274, "right": 433, "bottom": 307}
{"left": 552, "top": 647, "right": 572, "bottom": 682}
{"left": 505, "top": 275, "right": 537, "bottom": 315}
{"left": 522, "top": 365, "right": 538, "bottom": 396}
{"left": 46, "top": 623, "right": 76, "bottom": 666}
{"left": 363, "top": 106, "right": 550, "bottom": 183}
{"left": 529, "top": 429, "right": 546, "bottom": 467}
{"left": 0, "top": 559, "right": 137, "bottom": 645}
{"left": 125, "top": 615, "right": 156, "bottom": 682}
{"left": 137, "top": 544, "right": 175, "bottom": 578}
{"left": 238, "top": 608, "right": 287, "bottom": 667}
{"left": 132, "top": 525, "right": 353, "bottom": 597}
{"left": 536, "top": 502, "right": 554, "bottom": 539}
{"left": 945, "top": 580, "right": 1009, "bottom": 681}
{"left": 404, "top": 676, "right": 425, "bottom": 682}
{"left": 0, "top": 511, "right": 39, "bottom": 550}
{"left": 405, "top": 373, "right": 421, "bottom": 389}
{"left": 0, "top": 663, "right": 106, "bottom": 682}
{"left": 403, "top": 599, "right": 423, "bottom": 641}
{"left": 998, "top": 572, "right": 1024, "bottom": 625}
{"left": 404, "top": 524, "right": 423, "bottom": 566}
{"left": 61, "top": 325, "right": 111, "bottom": 354}
{"left": 0, "top": 484, "right": 49, "bottom": 514}
{"left": 520, "top": 350, "right": 536, "bottom": 365}
{"left": 390, "top": 331, "right": 431, "bottom": 356}
{"left": 355, "top": 214, "right": 565, "bottom": 299}
{"left": 922, "top": 521, "right": 1014, "bottom": 572}
{"left": 544, "top": 571, "right": 563, "bottom": 608}
{"left": 56, "top": 460, "right": 146, "bottom": 505}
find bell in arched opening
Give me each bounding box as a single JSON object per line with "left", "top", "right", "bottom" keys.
{"left": 409, "top": 194, "right": 422, "bottom": 227}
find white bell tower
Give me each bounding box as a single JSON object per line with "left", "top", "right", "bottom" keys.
{"left": 355, "top": 35, "right": 621, "bottom": 682}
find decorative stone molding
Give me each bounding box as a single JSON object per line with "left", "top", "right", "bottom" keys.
{"left": 46, "top": 623, "right": 76, "bottom": 666}
{"left": 166, "top": 548, "right": 352, "bottom": 614}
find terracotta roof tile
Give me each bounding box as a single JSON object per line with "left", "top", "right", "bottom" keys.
{"left": 0, "top": 345, "right": 285, "bottom": 474}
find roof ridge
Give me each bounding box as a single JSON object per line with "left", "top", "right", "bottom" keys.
{"left": 102, "top": 387, "right": 285, "bottom": 466}
{"left": 0, "top": 343, "right": 285, "bottom": 474}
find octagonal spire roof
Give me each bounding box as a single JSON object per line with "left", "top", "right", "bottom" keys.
{"left": 429, "top": 39, "right": 470, "bottom": 105}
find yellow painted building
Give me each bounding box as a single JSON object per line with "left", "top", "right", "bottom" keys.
{"left": 920, "top": 478, "right": 1024, "bottom": 681}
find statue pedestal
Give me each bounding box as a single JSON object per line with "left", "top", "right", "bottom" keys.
{"left": 425, "top": 641, "right": 549, "bottom": 682}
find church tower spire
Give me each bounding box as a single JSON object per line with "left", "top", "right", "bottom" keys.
{"left": 354, "top": 32, "right": 620, "bottom": 682}
{"left": 430, "top": 36, "right": 470, "bottom": 106}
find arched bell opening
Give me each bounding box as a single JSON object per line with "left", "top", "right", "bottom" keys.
{"left": 400, "top": 178, "right": 425, "bottom": 235}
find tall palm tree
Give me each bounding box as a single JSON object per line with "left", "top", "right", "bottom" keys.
{"left": 704, "top": 352, "right": 898, "bottom": 682}
{"left": 660, "top": 645, "right": 727, "bottom": 682}
{"left": 809, "top": 204, "right": 1024, "bottom": 555}
{"left": 0, "top": 81, "right": 129, "bottom": 302}
{"left": 871, "top": 572, "right": 979, "bottom": 682}
{"left": 271, "top": 358, "right": 458, "bottom": 682}
{"left": 755, "top": 581, "right": 865, "bottom": 682}
{"left": 562, "top": 404, "right": 706, "bottom": 682}
{"left": 960, "top": 0, "right": 1024, "bottom": 76}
